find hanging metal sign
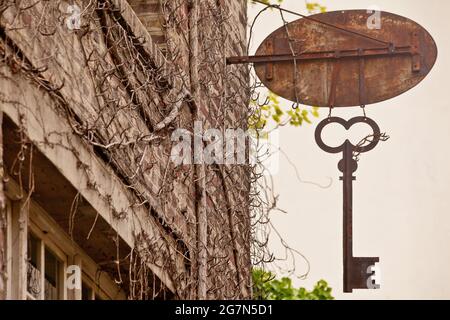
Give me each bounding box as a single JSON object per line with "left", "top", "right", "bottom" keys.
{"left": 229, "top": 10, "right": 437, "bottom": 107}
{"left": 227, "top": 9, "right": 437, "bottom": 292}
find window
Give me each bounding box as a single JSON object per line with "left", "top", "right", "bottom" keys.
{"left": 26, "top": 233, "right": 41, "bottom": 300}
{"left": 26, "top": 229, "right": 66, "bottom": 300}
{"left": 4, "top": 178, "right": 126, "bottom": 300}
{"left": 82, "top": 281, "right": 94, "bottom": 300}
{"left": 81, "top": 273, "right": 109, "bottom": 300}
{"left": 44, "top": 247, "right": 62, "bottom": 300}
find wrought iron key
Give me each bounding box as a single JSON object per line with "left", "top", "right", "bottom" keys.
{"left": 315, "top": 116, "right": 381, "bottom": 292}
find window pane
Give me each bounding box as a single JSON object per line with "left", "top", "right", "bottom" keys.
{"left": 44, "top": 247, "right": 60, "bottom": 300}
{"left": 27, "top": 233, "right": 41, "bottom": 299}
{"left": 82, "top": 281, "right": 93, "bottom": 300}
{"left": 28, "top": 233, "right": 39, "bottom": 267}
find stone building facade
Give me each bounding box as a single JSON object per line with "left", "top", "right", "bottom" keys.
{"left": 0, "top": 0, "right": 250, "bottom": 300}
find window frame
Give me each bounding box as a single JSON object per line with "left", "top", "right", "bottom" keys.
{"left": 27, "top": 222, "right": 67, "bottom": 300}
{"left": 5, "top": 198, "right": 12, "bottom": 300}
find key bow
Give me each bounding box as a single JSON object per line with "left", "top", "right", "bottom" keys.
{"left": 315, "top": 116, "right": 381, "bottom": 154}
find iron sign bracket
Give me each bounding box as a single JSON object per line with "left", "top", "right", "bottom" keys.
{"left": 227, "top": 32, "right": 422, "bottom": 74}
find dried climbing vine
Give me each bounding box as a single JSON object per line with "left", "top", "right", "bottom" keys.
{"left": 0, "top": 0, "right": 313, "bottom": 300}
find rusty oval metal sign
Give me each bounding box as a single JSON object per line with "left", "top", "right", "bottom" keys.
{"left": 254, "top": 10, "right": 438, "bottom": 108}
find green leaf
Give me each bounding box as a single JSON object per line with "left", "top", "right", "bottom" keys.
{"left": 252, "top": 269, "right": 334, "bottom": 300}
